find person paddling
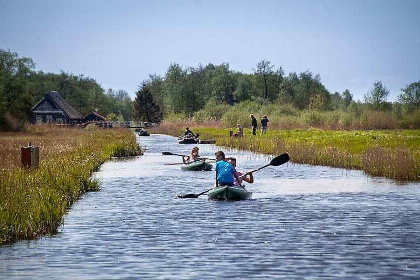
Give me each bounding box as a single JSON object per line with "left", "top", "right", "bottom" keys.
{"left": 227, "top": 157, "right": 254, "bottom": 186}
{"left": 184, "top": 127, "right": 194, "bottom": 136}
{"left": 183, "top": 146, "right": 200, "bottom": 164}
{"left": 214, "top": 151, "right": 240, "bottom": 187}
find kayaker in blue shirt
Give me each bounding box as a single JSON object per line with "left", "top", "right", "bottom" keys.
{"left": 214, "top": 151, "right": 240, "bottom": 186}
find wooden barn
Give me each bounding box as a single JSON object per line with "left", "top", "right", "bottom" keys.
{"left": 85, "top": 111, "right": 106, "bottom": 122}
{"left": 31, "top": 91, "right": 84, "bottom": 124}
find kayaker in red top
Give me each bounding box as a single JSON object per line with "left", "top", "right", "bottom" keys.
{"left": 227, "top": 157, "right": 254, "bottom": 186}
{"left": 183, "top": 146, "right": 200, "bottom": 164}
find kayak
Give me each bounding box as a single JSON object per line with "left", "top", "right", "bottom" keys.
{"left": 207, "top": 185, "right": 252, "bottom": 201}
{"left": 181, "top": 161, "right": 213, "bottom": 171}
{"left": 178, "top": 136, "right": 199, "bottom": 144}
{"left": 138, "top": 130, "right": 150, "bottom": 136}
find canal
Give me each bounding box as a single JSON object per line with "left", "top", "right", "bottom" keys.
{"left": 1, "top": 134, "right": 419, "bottom": 279}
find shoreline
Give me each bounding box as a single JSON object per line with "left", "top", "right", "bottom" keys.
{"left": 151, "top": 124, "right": 420, "bottom": 182}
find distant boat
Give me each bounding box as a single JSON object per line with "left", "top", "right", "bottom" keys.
{"left": 138, "top": 129, "right": 150, "bottom": 136}
{"left": 178, "top": 134, "right": 199, "bottom": 144}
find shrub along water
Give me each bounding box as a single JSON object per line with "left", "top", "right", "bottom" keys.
{"left": 0, "top": 125, "right": 142, "bottom": 243}
{"left": 154, "top": 122, "right": 420, "bottom": 182}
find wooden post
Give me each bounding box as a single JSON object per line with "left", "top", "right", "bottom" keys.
{"left": 21, "top": 142, "right": 39, "bottom": 168}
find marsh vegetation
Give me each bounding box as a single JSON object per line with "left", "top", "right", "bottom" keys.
{"left": 0, "top": 125, "right": 142, "bottom": 243}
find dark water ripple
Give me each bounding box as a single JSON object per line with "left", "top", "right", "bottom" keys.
{"left": 1, "top": 134, "right": 419, "bottom": 279}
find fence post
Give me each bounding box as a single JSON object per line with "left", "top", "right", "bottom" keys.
{"left": 21, "top": 142, "right": 40, "bottom": 168}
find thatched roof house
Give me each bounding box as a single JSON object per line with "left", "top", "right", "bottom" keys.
{"left": 31, "top": 91, "right": 84, "bottom": 124}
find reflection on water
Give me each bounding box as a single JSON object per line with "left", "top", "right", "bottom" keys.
{"left": 1, "top": 134, "right": 419, "bottom": 279}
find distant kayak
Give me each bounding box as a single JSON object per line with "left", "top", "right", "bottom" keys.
{"left": 207, "top": 185, "right": 252, "bottom": 201}
{"left": 181, "top": 161, "right": 212, "bottom": 171}
{"left": 138, "top": 130, "right": 150, "bottom": 136}
{"left": 178, "top": 133, "right": 199, "bottom": 144}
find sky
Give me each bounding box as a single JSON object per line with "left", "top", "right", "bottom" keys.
{"left": 1, "top": 0, "right": 419, "bottom": 101}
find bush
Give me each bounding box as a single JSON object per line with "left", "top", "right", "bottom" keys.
{"left": 221, "top": 107, "right": 249, "bottom": 127}
{"left": 360, "top": 110, "right": 397, "bottom": 130}
{"left": 0, "top": 114, "right": 24, "bottom": 131}
{"left": 300, "top": 110, "right": 325, "bottom": 127}
{"left": 193, "top": 100, "right": 229, "bottom": 122}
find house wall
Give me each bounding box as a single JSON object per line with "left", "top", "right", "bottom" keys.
{"left": 30, "top": 113, "right": 70, "bottom": 124}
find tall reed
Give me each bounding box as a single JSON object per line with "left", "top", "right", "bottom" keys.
{"left": 152, "top": 122, "right": 420, "bottom": 181}
{"left": 0, "top": 125, "right": 142, "bottom": 243}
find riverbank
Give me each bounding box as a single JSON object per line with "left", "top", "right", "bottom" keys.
{"left": 0, "top": 125, "right": 142, "bottom": 243}
{"left": 152, "top": 122, "right": 420, "bottom": 182}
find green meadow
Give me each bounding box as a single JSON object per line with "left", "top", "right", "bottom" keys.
{"left": 154, "top": 123, "right": 420, "bottom": 182}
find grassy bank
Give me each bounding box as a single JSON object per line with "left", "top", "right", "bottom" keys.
{"left": 153, "top": 121, "right": 420, "bottom": 182}
{"left": 0, "top": 125, "right": 142, "bottom": 243}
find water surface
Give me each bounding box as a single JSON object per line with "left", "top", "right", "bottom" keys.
{"left": 1, "top": 134, "right": 419, "bottom": 279}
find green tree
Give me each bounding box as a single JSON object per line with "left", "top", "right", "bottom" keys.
{"left": 365, "top": 81, "right": 389, "bottom": 110}
{"left": 133, "top": 84, "right": 163, "bottom": 123}
{"left": 0, "top": 49, "right": 35, "bottom": 130}
{"left": 330, "top": 92, "right": 343, "bottom": 110}
{"left": 211, "top": 63, "right": 235, "bottom": 105}
{"left": 106, "top": 112, "right": 118, "bottom": 121}
{"left": 275, "top": 66, "right": 285, "bottom": 96}
{"left": 398, "top": 81, "right": 420, "bottom": 110}
{"left": 234, "top": 75, "right": 253, "bottom": 102}
{"left": 254, "top": 59, "right": 274, "bottom": 99}
{"left": 342, "top": 89, "right": 353, "bottom": 107}
{"left": 164, "top": 63, "right": 186, "bottom": 114}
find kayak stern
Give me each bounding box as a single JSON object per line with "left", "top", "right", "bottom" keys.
{"left": 207, "top": 185, "right": 252, "bottom": 201}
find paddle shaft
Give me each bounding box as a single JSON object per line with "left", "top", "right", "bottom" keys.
{"left": 162, "top": 152, "right": 214, "bottom": 161}
{"left": 178, "top": 187, "right": 213, "bottom": 198}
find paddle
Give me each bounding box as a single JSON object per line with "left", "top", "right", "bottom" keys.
{"left": 177, "top": 187, "right": 213, "bottom": 198}
{"left": 162, "top": 152, "right": 216, "bottom": 162}
{"left": 177, "top": 153, "right": 290, "bottom": 199}
{"left": 239, "top": 153, "right": 290, "bottom": 178}
{"left": 162, "top": 151, "right": 186, "bottom": 157}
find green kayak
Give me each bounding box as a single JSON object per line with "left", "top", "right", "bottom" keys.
{"left": 207, "top": 185, "right": 252, "bottom": 201}
{"left": 181, "top": 161, "right": 213, "bottom": 171}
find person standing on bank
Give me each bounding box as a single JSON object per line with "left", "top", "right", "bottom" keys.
{"left": 261, "top": 115, "right": 269, "bottom": 134}
{"left": 250, "top": 114, "right": 257, "bottom": 135}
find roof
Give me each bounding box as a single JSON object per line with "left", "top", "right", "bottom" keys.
{"left": 85, "top": 111, "right": 106, "bottom": 120}
{"left": 32, "top": 91, "right": 84, "bottom": 120}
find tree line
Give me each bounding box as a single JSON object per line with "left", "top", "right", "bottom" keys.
{"left": 0, "top": 49, "right": 132, "bottom": 130}
{"left": 134, "top": 60, "right": 419, "bottom": 129}
{"left": 1, "top": 49, "right": 419, "bottom": 130}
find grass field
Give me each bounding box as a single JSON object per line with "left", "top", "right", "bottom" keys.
{"left": 153, "top": 121, "right": 420, "bottom": 182}
{"left": 0, "top": 125, "right": 142, "bottom": 243}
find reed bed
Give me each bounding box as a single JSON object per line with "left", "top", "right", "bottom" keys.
{"left": 0, "top": 125, "right": 142, "bottom": 243}
{"left": 153, "top": 122, "right": 420, "bottom": 181}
